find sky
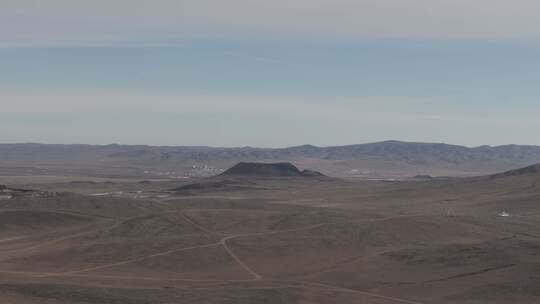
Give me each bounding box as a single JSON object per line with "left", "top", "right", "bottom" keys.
{"left": 2, "top": 1, "right": 540, "bottom": 147}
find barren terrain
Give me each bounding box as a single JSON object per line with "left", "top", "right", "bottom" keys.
{"left": 0, "top": 164, "right": 540, "bottom": 303}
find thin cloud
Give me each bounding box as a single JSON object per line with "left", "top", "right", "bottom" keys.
{"left": 3, "top": 0, "right": 540, "bottom": 47}
{"left": 2, "top": 88, "right": 538, "bottom": 127}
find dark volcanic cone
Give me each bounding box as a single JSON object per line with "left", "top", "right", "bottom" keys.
{"left": 221, "top": 162, "right": 326, "bottom": 178}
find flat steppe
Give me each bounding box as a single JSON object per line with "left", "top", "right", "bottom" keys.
{"left": 0, "top": 170, "right": 539, "bottom": 304}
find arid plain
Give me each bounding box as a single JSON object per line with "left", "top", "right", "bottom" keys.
{"left": 1, "top": 162, "right": 540, "bottom": 304}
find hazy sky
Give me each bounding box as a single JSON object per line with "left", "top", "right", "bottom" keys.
{"left": 2, "top": 1, "right": 540, "bottom": 147}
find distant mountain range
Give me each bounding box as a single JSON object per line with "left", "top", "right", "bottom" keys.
{"left": 2, "top": 141, "right": 540, "bottom": 179}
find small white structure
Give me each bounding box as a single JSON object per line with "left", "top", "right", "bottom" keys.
{"left": 499, "top": 211, "right": 511, "bottom": 217}
{"left": 90, "top": 193, "right": 110, "bottom": 196}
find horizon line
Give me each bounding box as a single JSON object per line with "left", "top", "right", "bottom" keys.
{"left": 1, "top": 140, "right": 538, "bottom": 150}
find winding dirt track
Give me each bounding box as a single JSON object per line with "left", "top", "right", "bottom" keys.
{"left": 0, "top": 212, "right": 142, "bottom": 258}
{"left": 179, "top": 212, "right": 227, "bottom": 236}
{"left": 219, "top": 224, "right": 326, "bottom": 281}
{"left": 0, "top": 208, "right": 118, "bottom": 220}
{"left": 0, "top": 236, "right": 27, "bottom": 243}
{"left": 0, "top": 208, "right": 120, "bottom": 255}
{"left": 37, "top": 222, "right": 325, "bottom": 280}
{"left": 0, "top": 209, "right": 427, "bottom": 304}
{"left": 0, "top": 222, "right": 111, "bottom": 259}
{"left": 37, "top": 243, "right": 223, "bottom": 278}
{"left": 282, "top": 280, "right": 426, "bottom": 304}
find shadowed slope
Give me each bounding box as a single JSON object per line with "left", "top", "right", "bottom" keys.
{"left": 492, "top": 163, "right": 540, "bottom": 178}
{"left": 221, "top": 162, "right": 326, "bottom": 178}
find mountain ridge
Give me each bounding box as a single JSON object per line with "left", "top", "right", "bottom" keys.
{"left": 2, "top": 141, "right": 540, "bottom": 178}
